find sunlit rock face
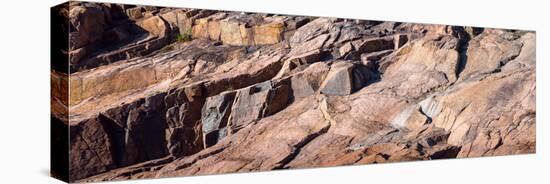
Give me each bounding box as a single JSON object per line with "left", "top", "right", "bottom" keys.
{"left": 50, "top": 2, "right": 535, "bottom": 183}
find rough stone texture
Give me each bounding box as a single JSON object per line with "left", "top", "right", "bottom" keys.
{"left": 201, "top": 91, "right": 236, "bottom": 148}
{"left": 193, "top": 16, "right": 287, "bottom": 46}
{"left": 355, "top": 36, "right": 395, "bottom": 53}
{"left": 53, "top": 3, "right": 536, "bottom": 183}
{"left": 125, "top": 7, "right": 143, "bottom": 20}
{"left": 69, "top": 4, "right": 107, "bottom": 50}
{"left": 320, "top": 62, "right": 371, "bottom": 96}
{"left": 69, "top": 115, "right": 115, "bottom": 181}
{"left": 274, "top": 49, "right": 326, "bottom": 79}
{"left": 254, "top": 22, "right": 285, "bottom": 45}
{"left": 228, "top": 80, "right": 292, "bottom": 133}
{"left": 136, "top": 16, "right": 170, "bottom": 38}
{"left": 290, "top": 62, "right": 330, "bottom": 100}
{"left": 459, "top": 31, "right": 522, "bottom": 80}
{"left": 67, "top": 5, "right": 168, "bottom": 72}
{"left": 382, "top": 35, "right": 460, "bottom": 83}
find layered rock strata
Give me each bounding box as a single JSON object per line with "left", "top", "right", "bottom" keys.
{"left": 50, "top": 2, "right": 536, "bottom": 183}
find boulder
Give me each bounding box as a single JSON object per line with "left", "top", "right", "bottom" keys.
{"left": 459, "top": 32, "right": 522, "bottom": 79}
{"left": 219, "top": 20, "right": 251, "bottom": 46}
{"left": 228, "top": 81, "right": 273, "bottom": 133}
{"left": 69, "top": 5, "right": 107, "bottom": 49}
{"left": 290, "top": 62, "right": 330, "bottom": 99}
{"left": 228, "top": 80, "right": 291, "bottom": 133}
{"left": 289, "top": 18, "right": 333, "bottom": 48}
{"left": 253, "top": 22, "right": 285, "bottom": 45}
{"left": 382, "top": 35, "right": 460, "bottom": 82}
{"left": 320, "top": 62, "right": 371, "bottom": 96}
{"left": 136, "top": 16, "right": 170, "bottom": 38}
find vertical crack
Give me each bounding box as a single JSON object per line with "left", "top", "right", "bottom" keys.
{"left": 453, "top": 26, "right": 472, "bottom": 80}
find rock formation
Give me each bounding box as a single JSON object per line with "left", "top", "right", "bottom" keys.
{"left": 50, "top": 2, "right": 536, "bottom": 183}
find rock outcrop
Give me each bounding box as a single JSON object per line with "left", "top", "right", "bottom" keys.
{"left": 50, "top": 2, "right": 536, "bottom": 183}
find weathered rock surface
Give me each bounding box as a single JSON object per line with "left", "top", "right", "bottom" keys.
{"left": 69, "top": 4, "right": 107, "bottom": 50}
{"left": 202, "top": 91, "right": 236, "bottom": 148}
{"left": 228, "top": 79, "right": 292, "bottom": 133}
{"left": 191, "top": 12, "right": 290, "bottom": 46}
{"left": 52, "top": 2, "right": 536, "bottom": 183}
{"left": 290, "top": 62, "right": 330, "bottom": 100}
{"left": 320, "top": 61, "right": 372, "bottom": 96}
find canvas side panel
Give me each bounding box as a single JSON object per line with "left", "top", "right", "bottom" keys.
{"left": 50, "top": 1, "right": 70, "bottom": 182}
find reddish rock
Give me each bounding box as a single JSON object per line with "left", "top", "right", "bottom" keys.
{"left": 69, "top": 4, "right": 107, "bottom": 49}
{"left": 320, "top": 62, "right": 371, "bottom": 96}
{"left": 52, "top": 3, "right": 536, "bottom": 183}
{"left": 136, "top": 16, "right": 170, "bottom": 38}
